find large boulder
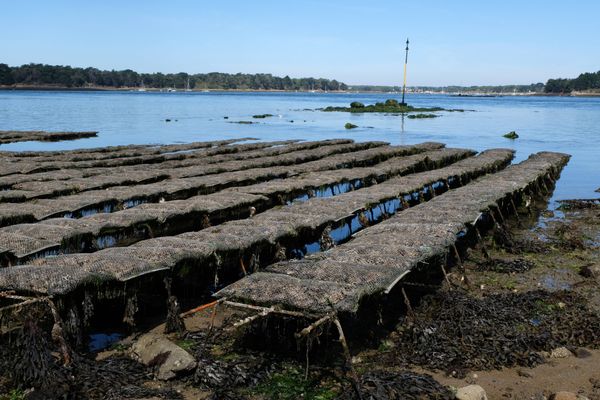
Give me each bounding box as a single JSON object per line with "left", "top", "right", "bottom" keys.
{"left": 130, "top": 333, "right": 197, "bottom": 380}
{"left": 455, "top": 385, "right": 488, "bottom": 400}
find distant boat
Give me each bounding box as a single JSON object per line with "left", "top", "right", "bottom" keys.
{"left": 185, "top": 77, "right": 192, "bottom": 92}
{"left": 138, "top": 79, "right": 146, "bottom": 92}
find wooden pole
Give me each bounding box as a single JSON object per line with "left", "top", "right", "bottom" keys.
{"left": 333, "top": 317, "right": 363, "bottom": 400}
{"left": 401, "top": 38, "right": 409, "bottom": 106}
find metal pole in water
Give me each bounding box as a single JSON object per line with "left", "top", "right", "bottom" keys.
{"left": 401, "top": 38, "right": 409, "bottom": 106}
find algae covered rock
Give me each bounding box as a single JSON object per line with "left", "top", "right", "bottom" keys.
{"left": 503, "top": 131, "right": 519, "bottom": 139}
{"left": 130, "top": 333, "right": 197, "bottom": 380}
{"left": 350, "top": 101, "right": 365, "bottom": 109}
{"left": 344, "top": 122, "right": 358, "bottom": 129}
{"left": 407, "top": 113, "right": 439, "bottom": 119}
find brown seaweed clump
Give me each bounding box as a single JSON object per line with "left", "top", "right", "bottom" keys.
{"left": 385, "top": 289, "right": 600, "bottom": 377}
{"left": 341, "top": 370, "right": 453, "bottom": 400}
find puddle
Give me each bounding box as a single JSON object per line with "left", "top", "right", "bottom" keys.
{"left": 88, "top": 332, "right": 124, "bottom": 352}
{"left": 161, "top": 149, "right": 196, "bottom": 156}
{"left": 541, "top": 274, "right": 572, "bottom": 290}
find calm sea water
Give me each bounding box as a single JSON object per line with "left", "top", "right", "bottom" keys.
{"left": 0, "top": 91, "right": 598, "bottom": 205}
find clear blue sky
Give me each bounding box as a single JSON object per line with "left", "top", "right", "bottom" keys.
{"left": 1, "top": 0, "right": 599, "bottom": 86}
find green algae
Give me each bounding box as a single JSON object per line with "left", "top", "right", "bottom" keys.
{"left": 407, "top": 113, "right": 439, "bottom": 119}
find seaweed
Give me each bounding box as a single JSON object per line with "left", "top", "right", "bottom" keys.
{"left": 341, "top": 370, "right": 453, "bottom": 400}
{"left": 387, "top": 290, "right": 600, "bottom": 375}
{"left": 322, "top": 100, "right": 451, "bottom": 114}
{"left": 407, "top": 113, "right": 439, "bottom": 119}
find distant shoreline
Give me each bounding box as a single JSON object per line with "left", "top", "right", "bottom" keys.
{"left": 1, "top": 85, "right": 599, "bottom": 97}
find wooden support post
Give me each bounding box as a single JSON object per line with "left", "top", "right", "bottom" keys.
{"left": 400, "top": 197, "right": 410, "bottom": 210}
{"left": 541, "top": 178, "right": 549, "bottom": 193}
{"left": 333, "top": 317, "right": 363, "bottom": 400}
{"left": 475, "top": 226, "right": 490, "bottom": 259}
{"left": 510, "top": 197, "right": 522, "bottom": 225}
{"left": 494, "top": 203, "right": 505, "bottom": 224}
{"left": 489, "top": 210, "right": 498, "bottom": 226}
{"left": 229, "top": 307, "right": 273, "bottom": 330}
{"left": 440, "top": 263, "right": 452, "bottom": 287}
{"left": 429, "top": 184, "right": 436, "bottom": 198}
{"left": 452, "top": 244, "right": 470, "bottom": 287}
{"left": 295, "top": 314, "right": 333, "bottom": 339}
{"left": 181, "top": 299, "right": 221, "bottom": 318}
{"left": 45, "top": 299, "right": 72, "bottom": 366}
{"left": 452, "top": 243, "right": 463, "bottom": 265}
{"left": 401, "top": 287, "right": 415, "bottom": 320}
{"left": 208, "top": 302, "right": 219, "bottom": 333}
{"left": 224, "top": 300, "right": 319, "bottom": 319}
{"left": 239, "top": 257, "right": 248, "bottom": 276}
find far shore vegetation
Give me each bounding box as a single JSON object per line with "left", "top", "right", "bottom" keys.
{"left": 0, "top": 63, "right": 347, "bottom": 91}
{"left": 1, "top": 63, "right": 598, "bottom": 96}
{"left": 544, "top": 70, "right": 600, "bottom": 94}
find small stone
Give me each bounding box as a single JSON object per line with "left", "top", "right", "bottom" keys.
{"left": 550, "top": 347, "right": 573, "bottom": 358}
{"left": 550, "top": 392, "right": 577, "bottom": 400}
{"left": 455, "top": 384, "right": 488, "bottom": 400}
{"left": 517, "top": 369, "right": 534, "bottom": 378}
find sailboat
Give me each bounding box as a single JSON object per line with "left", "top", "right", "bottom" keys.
{"left": 185, "top": 77, "right": 192, "bottom": 92}
{"left": 138, "top": 79, "right": 146, "bottom": 92}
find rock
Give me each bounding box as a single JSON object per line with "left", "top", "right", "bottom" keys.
{"left": 130, "top": 333, "right": 197, "bottom": 380}
{"left": 344, "top": 122, "right": 358, "bottom": 129}
{"left": 550, "top": 392, "right": 577, "bottom": 400}
{"left": 503, "top": 131, "right": 519, "bottom": 139}
{"left": 550, "top": 347, "right": 573, "bottom": 358}
{"left": 517, "top": 369, "right": 534, "bottom": 378}
{"left": 568, "top": 347, "right": 592, "bottom": 358}
{"left": 579, "top": 264, "right": 600, "bottom": 278}
{"left": 455, "top": 385, "right": 488, "bottom": 400}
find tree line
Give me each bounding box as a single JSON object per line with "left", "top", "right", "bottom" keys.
{"left": 545, "top": 70, "right": 600, "bottom": 93}
{"left": 0, "top": 63, "right": 348, "bottom": 91}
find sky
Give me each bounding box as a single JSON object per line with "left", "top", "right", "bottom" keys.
{"left": 1, "top": 0, "right": 599, "bottom": 86}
